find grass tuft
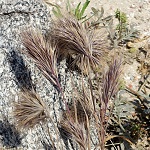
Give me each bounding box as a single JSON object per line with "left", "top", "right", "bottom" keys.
{"left": 60, "top": 120, "right": 89, "bottom": 150}
{"left": 21, "top": 28, "right": 62, "bottom": 92}
{"left": 51, "top": 15, "right": 106, "bottom": 72}
{"left": 14, "top": 89, "right": 48, "bottom": 129}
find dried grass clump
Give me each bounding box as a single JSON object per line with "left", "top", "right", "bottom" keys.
{"left": 59, "top": 89, "right": 92, "bottom": 149}
{"left": 60, "top": 120, "right": 89, "bottom": 150}
{"left": 60, "top": 101, "right": 90, "bottom": 150}
{"left": 61, "top": 58, "right": 122, "bottom": 150}
{"left": 21, "top": 28, "right": 62, "bottom": 92}
{"left": 14, "top": 89, "right": 48, "bottom": 129}
{"left": 51, "top": 15, "right": 107, "bottom": 72}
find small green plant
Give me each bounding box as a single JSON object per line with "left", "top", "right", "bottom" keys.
{"left": 115, "top": 9, "right": 128, "bottom": 40}
{"left": 119, "top": 79, "right": 126, "bottom": 90}
{"left": 128, "top": 47, "right": 138, "bottom": 53}
{"left": 74, "top": 0, "right": 90, "bottom": 20}
{"left": 43, "top": 0, "right": 63, "bottom": 17}
{"left": 115, "top": 9, "right": 139, "bottom": 43}
{"left": 46, "top": 0, "right": 90, "bottom": 21}
{"left": 52, "top": 4, "right": 63, "bottom": 18}
{"left": 107, "top": 9, "right": 139, "bottom": 47}
{"left": 90, "top": 7, "right": 113, "bottom": 28}
{"left": 130, "top": 122, "right": 142, "bottom": 140}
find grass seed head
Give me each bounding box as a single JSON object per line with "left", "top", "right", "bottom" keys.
{"left": 51, "top": 15, "right": 107, "bottom": 73}
{"left": 21, "top": 28, "right": 61, "bottom": 92}
{"left": 14, "top": 89, "right": 48, "bottom": 129}
{"left": 102, "top": 58, "right": 122, "bottom": 106}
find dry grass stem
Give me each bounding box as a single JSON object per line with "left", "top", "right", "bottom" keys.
{"left": 101, "top": 58, "right": 122, "bottom": 107}
{"left": 99, "top": 58, "right": 122, "bottom": 150}
{"left": 21, "top": 28, "right": 62, "bottom": 92}
{"left": 14, "top": 89, "right": 48, "bottom": 129}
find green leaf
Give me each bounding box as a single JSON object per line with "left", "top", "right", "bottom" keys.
{"left": 52, "top": 7, "right": 62, "bottom": 18}
{"left": 80, "top": 15, "right": 87, "bottom": 20}
{"left": 102, "top": 15, "right": 113, "bottom": 22}
{"left": 75, "top": 2, "right": 81, "bottom": 18}
{"left": 79, "top": 0, "right": 90, "bottom": 19}
{"left": 98, "top": 7, "right": 104, "bottom": 20}
{"left": 91, "top": 7, "right": 99, "bottom": 15}
{"left": 66, "top": 0, "right": 71, "bottom": 12}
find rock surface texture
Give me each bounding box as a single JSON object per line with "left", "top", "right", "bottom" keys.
{"left": 0, "top": 0, "right": 62, "bottom": 149}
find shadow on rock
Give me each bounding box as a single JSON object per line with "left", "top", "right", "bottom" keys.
{"left": 7, "top": 50, "right": 35, "bottom": 90}
{"left": 0, "top": 117, "right": 22, "bottom": 148}
{"left": 41, "top": 140, "right": 56, "bottom": 150}
{"left": 58, "top": 127, "right": 75, "bottom": 150}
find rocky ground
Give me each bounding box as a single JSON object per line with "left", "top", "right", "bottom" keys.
{"left": 0, "top": 0, "right": 150, "bottom": 149}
